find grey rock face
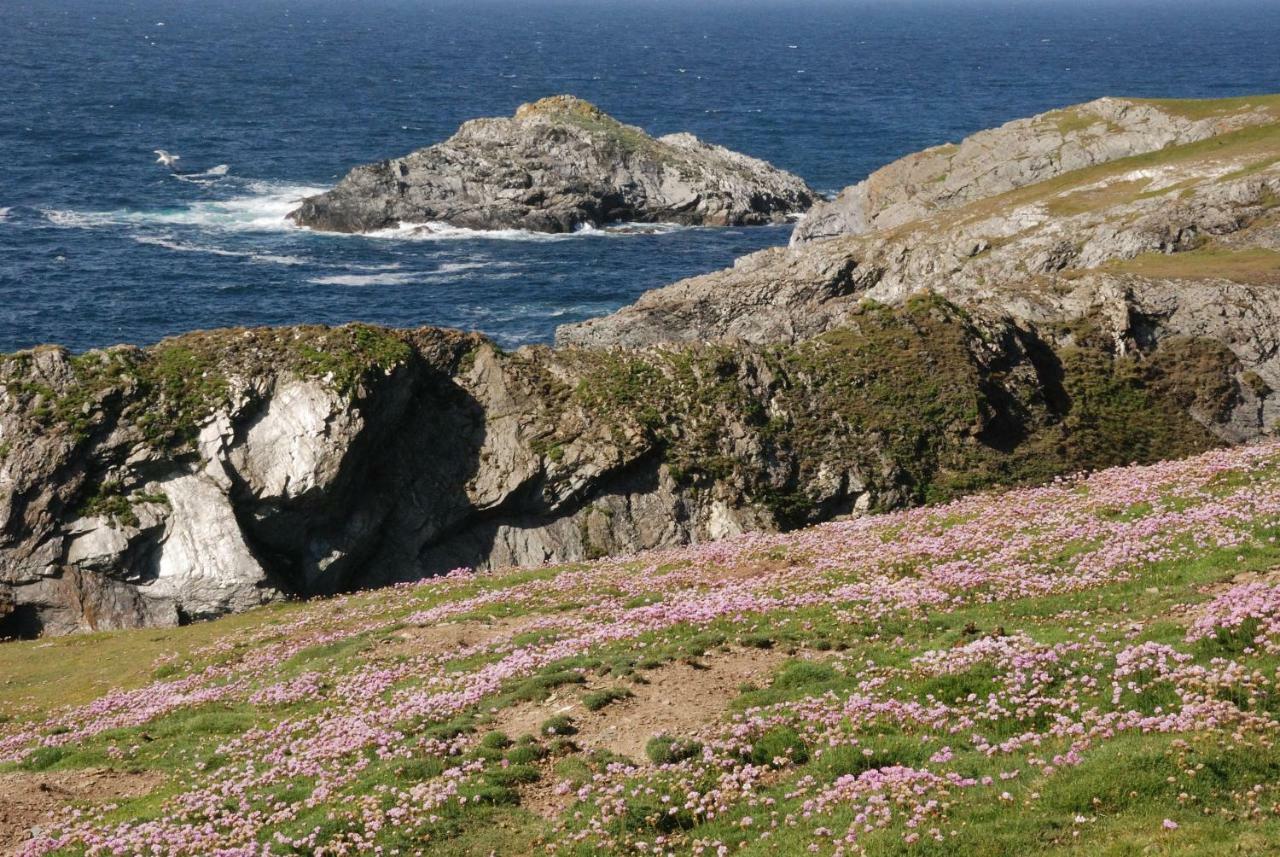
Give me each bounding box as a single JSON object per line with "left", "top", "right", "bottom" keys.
{"left": 561, "top": 168, "right": 1280, "bottom": 354}
{"left": 289, "top": 95, "right": 815, "bottom": 234}
{"left": 790, "top": 97, "right": 1275, "bottom": 245}
{"left": 0, "top": 300, "right": 1260, "bottom": 637}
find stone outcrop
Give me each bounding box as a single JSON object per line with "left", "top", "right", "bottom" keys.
{"left": 289, "top": 95, "right": 815, "bottom": 234}
{"left": 790, "top": 96, "right": 1277, "bottom": 244}
{"left": 560, "top": 98, "right": 1280, "bottom": 405}
{"left": 5, "top": 95, "right": 1280, "bottom": 637}
{"left": 560, "top": 163, "right": 1280, "bottom": 356}
{"left": 0, "top": 302, "right": 1257, "bottom": 637}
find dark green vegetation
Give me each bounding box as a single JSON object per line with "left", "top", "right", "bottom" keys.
{"left": 557, "top": 293, "right": 1235, "bottom": 525}
{"left": 0, "top": 324, "right": 435, "bottom": 451}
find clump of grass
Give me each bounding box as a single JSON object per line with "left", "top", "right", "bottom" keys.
{"left": 540, "top": 715, "right": 577, "bottom": 736}
{"left": 582, "top": 687, "right": 632, "bottom": 712}
{"left": 479, "top": 730, "right": 512, "bottom": 750}
{"left": 645, "top": 735, "right": 703, "bottom": 765}
{"left": 740, "top": 633, "right": 775, "bottom": 649}
{"left": 772, "top": 660, "right": 838, "bottom": 690}
{"left": 483, "top": 764, "right": 540, "bottom": 788}
{"left": 508, "top": 670, "right": 586, "bottom": 702}
{"left": 750, "top": 726, "right": 809, "bottom": 767}
{"left": 504, "top": 743, "right": 547, "bottom": 765}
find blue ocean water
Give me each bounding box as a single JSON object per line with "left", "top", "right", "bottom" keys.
{"left": 2, "top": 0, "right": 1278, "bottom": 353}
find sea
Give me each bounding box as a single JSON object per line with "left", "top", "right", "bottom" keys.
{"left": 2, "top": 0, "right": 1279, "bottom": 353}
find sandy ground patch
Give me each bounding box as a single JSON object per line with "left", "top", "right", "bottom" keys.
{"left": 491, "top": 646, "right": 789, "bottom": 819}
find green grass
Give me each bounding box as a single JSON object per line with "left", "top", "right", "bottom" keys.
{"left": 4, "top": 477, "right": 1280, "bottom": 854}
{"left": 1105, "top": 247, "right": 1280, "bottom": 284}
{"left": 1135, "top": 93, "right": 1280, "bottom": 121}
{"left": 953, "top": 116, "right": 1280, "bottom": 227}
{"left": 582, "top": 687, "right": 633, "bottom": 712}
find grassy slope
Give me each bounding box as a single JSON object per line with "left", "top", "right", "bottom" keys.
{"left": 938, "top": 96, "right": 1280, "bottom": 232}
{"left": 4, "top": 442, "right": 1280, "bottom": 856}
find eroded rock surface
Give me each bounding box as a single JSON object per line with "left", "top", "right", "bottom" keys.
{"left": 289, "top": 95, "right": 815, "bottom": 234}
{"left": 0, "top": 300, "right": 1259, "bottom": 636}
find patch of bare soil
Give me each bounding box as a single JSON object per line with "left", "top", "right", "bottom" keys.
{"left": 1167, "top": 566, "right": 1280, "bottom": 624}
{"left": 516, "top": 759, "right": 576, "bottom": 821}
{"left": 378, "top": 615, "right": 539, "bottom": 660}
{"left": 496, "top": 647, "right": 789, "bottom": 761}
{"left": 0, "top": 768, "right": 164, "bottom": 856}
{"left": 494, "top": 647, "right": 788, "bottom": 819}
{"left": 1213, "top": 565, "right": 1280, "bottom": 592}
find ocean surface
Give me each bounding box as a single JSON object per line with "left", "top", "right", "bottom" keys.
{"left": 2, "top": 0, "right": 1279, "bottom": 353}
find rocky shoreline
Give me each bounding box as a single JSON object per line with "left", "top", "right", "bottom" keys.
{"left": 4, "top": 94, "right": 1279, "bottom": 637}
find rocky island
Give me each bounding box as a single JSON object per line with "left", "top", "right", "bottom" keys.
{"left": 4, "top": 94, "right": 1280, "bottom": 638}
{"left": 288, "top": 95, "right": 816, "bottom": 234}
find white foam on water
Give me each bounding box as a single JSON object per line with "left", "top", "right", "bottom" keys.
{"left": 41, "top": 176, "right": 696, "bottom": 245}
{"left": 357, "top": 219, "right": 691, "bottom": 243}
{"left": 42, "top": 179, "right": 327, "bottom": 234}
{"left": 131, "top": 235, "right": 308, "bottom": 266}
{"left": 434, "top": 261, "right": 491, "bottom": 274}
{"left": 41, "top": 209, "right": 110, "bottom": 230}
{"left": 359, "top": 221, "right": 575, "bottom": 243}
{"left": 307, "top": 271, "right": 425, "bottom": 287}
{"left": 340, "top": 263, "right": 405, "bottom": 272}
{"left": 0, "top": 207, "right": 10, "bottom": 222}
{"left": 153, "top": 182, "right": 327, "bottom": 231}
{"left": 172, "top": 164, "right": 232, "bottom": 185}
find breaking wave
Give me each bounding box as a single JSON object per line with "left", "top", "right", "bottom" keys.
{"left": 358, "top": 219, "right": 692, "bottom": 242}
{"left": 308, "top": 271, "right": 426, "bottom": 287}
{"left": 131, "top": 235, "right": 307, "bottom": 266}
{"left": 42, "top": 178, "right": 326, "bottom": 234}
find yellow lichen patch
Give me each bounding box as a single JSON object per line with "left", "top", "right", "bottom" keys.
{"left": 1039, "top": 106, "right": 1107, "bottom": 136}
{"left": 514, "top": 94, "right": 610, "bottom": 122}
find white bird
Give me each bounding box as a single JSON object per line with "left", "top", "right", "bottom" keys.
{"left": 154, "top": 149, "right": 180, "bottom": 170}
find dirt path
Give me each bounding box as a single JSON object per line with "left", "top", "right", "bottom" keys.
{"left": 0, "top": 768, "right": 164, "bottom": 856}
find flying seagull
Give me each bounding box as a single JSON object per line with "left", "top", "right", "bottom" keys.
{"left": 154, "top": 149, "right": 180, "bottom": 170}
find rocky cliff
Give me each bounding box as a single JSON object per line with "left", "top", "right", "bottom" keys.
{"left": 560, "top": 97, "right": 1280, "bottom": 430}
{"left": 0, "top": 302, "right": 1248, "bottom": 638}
{"left": 288, "top": 95, "right": 815, "bottom": 234}
{"left": 790, "top": 95, "right": 1278, "bottom": 244}
{"left": 5, "top": 95, "right": 1278, "bottom": 637}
